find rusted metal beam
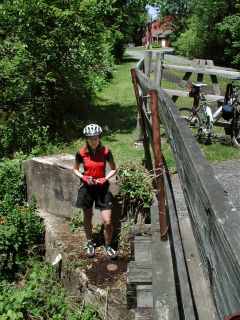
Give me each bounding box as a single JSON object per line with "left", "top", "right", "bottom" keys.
{"left": 131, "top": 68, "right": 152, "bottom": 171}
{"left": 224, "top": 313, "right": 240, "bottom": 320}
{"left": 149, "top": 89, "right": 168, "bottom": 240}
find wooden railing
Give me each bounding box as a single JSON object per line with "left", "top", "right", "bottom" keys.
{"left": 132, "top": 52, "right": 240, "bottom": 319}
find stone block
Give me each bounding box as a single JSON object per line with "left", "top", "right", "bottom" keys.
{"left": 22, "top": 154, "right": 119, "bottom": 220}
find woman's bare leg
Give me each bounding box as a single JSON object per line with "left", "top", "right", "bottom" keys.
{"left": 101, "top": 209, "right": 113, "bottom": 245}
{"left": 83, "top": 209, "right": 93, "bottom": 242}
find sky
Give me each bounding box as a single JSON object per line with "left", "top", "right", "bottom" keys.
{"left": 146, "top": 5, "right": 158, "bottom": 19}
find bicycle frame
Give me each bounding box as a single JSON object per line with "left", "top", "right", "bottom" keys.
{"left": 198, "top": 89, "right": 215, "bottom": 134}
{"left": 180, "top": 81, "right": 240, "bottom": 147}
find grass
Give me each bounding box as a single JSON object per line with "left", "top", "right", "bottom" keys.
{"left": 60, "top": 52, "right": 240, "bottom": 171}
{"left": 60, "top": 54, "right": 145, "bottom": 166}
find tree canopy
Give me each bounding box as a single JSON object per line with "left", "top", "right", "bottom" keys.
{"left": 0, "top": 0, "right": 147, "bottom": 157}
{"left": 171, "top": 0, "right": 240, "bottom": 68}
{"left": 151, "top": 0, "right": 193, "bottom": 36}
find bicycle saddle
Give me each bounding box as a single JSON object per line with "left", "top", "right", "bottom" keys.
{"left": 229, "top": 76, "right": 240, "bottom": 81}
{"left": 192, "top": 83, "right": 207, "bottom": 87}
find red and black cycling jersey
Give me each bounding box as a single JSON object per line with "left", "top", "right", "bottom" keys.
{"left": 75, "top": 146, "right": 114, "bottom": 179}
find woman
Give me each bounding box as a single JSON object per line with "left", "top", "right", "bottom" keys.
{"left": 73, "top": 123, "right": 117, "bottom": 259}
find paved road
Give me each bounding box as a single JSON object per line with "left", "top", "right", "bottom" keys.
{"left": 126, "top": 48, "right": 192, "bottom": 65}
{"left": 212, "top": 159, "right": 240, "bottom": 213}
{"left": 171, "top": 159, "right": 240, "bottom": 218}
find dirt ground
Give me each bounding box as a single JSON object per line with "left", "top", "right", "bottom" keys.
{"left": 54, "top": 215, "right": 133, "bottom": 292}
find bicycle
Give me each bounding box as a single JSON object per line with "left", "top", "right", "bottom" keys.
{"left": 225, "top": 78, "right": 240, "bottom": 148}
{"left": 179, "top": 79, "right": 240, "bottom": 148}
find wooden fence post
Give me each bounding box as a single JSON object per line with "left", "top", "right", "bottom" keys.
{"left": 155, "top": 52, "right": 164, "bottom": 87}
{"left": 150, "top": 89, "right": 168, "bottom": 240}
{"left": 131, "top": 68, "right": 152, "bottom": 171}
{"left": 144, "top": 51, "right": 152, "bottom": 78}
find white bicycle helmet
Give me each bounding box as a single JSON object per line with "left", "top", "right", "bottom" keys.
{"left": 83, "top": 123, "right": 102, "bottom": 137}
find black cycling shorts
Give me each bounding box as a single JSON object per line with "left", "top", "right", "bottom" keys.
{"left": 76, "top": 182, "right": 113, "bottom": 211}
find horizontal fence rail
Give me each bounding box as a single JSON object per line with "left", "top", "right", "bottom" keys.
{"left": 162, "top": 64, "right": 240, "bottom": 80}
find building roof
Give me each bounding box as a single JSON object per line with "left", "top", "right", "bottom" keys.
{"left": 152, "top": 29, "right": 172, "bottom": 38}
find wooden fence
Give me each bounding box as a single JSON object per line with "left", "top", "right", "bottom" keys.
{"left": 132, "top": 52, "right": 240, "bottom": 319}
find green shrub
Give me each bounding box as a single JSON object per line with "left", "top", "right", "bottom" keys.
{"left": 69, "top": 211, "right": 84, "bottom": 232}
{"left": 0, "top": 158, "right": 44, "bottom": 278}
{"left": 0, "top": 157, "right": 25, "bottom": 205}
{"left": 174, "top": 16, "right": 203, "bottom": 58}
{"left": 0, "top": 260, "right": 101, "bottom": 319}
{"left": 0, "top": 107, "right": 57, "bottom": 158}
{"left": 117, "top": 161, "right": 153, "bottom": 223}
{"left": 0, "top": 199, "right": 44, "bottom": 278}
{"left": 151, "top": 42, "right": 162, "bottom": 49}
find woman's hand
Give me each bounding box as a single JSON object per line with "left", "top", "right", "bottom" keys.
{"left": 81, "top": 176, "right": 94, "bottom": 186}
{"left": 95, "top": 177, "right": 108, "bottom": 185}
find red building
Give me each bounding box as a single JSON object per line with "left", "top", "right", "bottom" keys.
{"left": 142, "top": 16, "right": 173, "bottom": 48}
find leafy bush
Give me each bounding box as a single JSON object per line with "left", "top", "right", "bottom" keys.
{"left": 0, "top": 157, "right": 25, "bottom": 205}
{"left": 174, "top": 0, "right": 240, "bottom": 67}
{"left": 0, "top": 0, "right": 115, "bottom": 157}
{"left": 0, "top": 199, "right": 44, "bottom": 278}
{"left": 151, "top": 42, "right": 162, "bottom": 49}
{"left": 0, "top": 158, "right": 44, "bottom": 278}
{"left": 0, "top": 260, "right": 101, "bottom": 319}
{"left": 217, "top": 14, "right": 240, "bottom": 69}
{"left": 69, "top": 211, "right": 84, "bottom": 232}
{"left": 174, "top": 16, "right": 203, "bottom": 59}
{"left": 117, "top": 162, "right": 153, "bottom": 223}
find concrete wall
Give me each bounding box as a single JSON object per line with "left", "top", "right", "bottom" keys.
{"left": 22, "top": 154, "right": 119, "bottom": 219}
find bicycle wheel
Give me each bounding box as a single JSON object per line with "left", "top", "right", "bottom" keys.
{"left": 231, "top": 116, "right": 240, "bottom": 148}
{"left": 179, "top": 107, "right": 202, "bottom": 137}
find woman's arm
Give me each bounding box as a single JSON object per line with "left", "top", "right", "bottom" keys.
{"left": 105, "top": 160, "right": 117, "bottom": 181}
{"left": 73, "top": 163, "right": 83, "bottom": 179}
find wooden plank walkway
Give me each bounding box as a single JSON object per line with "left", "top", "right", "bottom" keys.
{"left": 127, "top": 197, "right": 180, "bottom": 319}
{"left": 165, "top": 171, "right": 218, "bottom": 320}
{"left": 151, "top": 198, "right": 180, "bottom": 320}
{"left": 127, "top": 169, "right": 218, "bottom": 319}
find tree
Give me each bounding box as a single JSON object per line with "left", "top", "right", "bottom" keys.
{"left": 0, "top": 0, "right": 149, "bottom": 157}
{"left": 217, "top": 6, "right": 240, "bottom": 68}
{"left": 0, "top": 0, "right": 114, "bottom": 156}
{"left": 150, "top": 0, "right": 193, "bottom": 38}
{"left": 174, "top": 0, "right": 240, "bottom": 68}
{"left": 95, "top": 0, "right": 148, "bottom": 60}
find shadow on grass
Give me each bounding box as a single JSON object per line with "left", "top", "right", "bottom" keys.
{"left": 60, "top": 54, "right": 139, "bottom": 141}
{"left": 121, "top": 56, "right": 140, "bottom": 63}
{"left": 80, "top": 102, "right": 138, "bottom": 136}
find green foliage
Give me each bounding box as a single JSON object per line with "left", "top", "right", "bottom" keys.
{"left": 151, "top": 42, "right": 162, "bottom": 48}
{"left": 217, "top": 13, "right": 240, "bottom": 69}
{"left": 151, "top": 0, "right": 193, "bottom": 37}
{"left": 0, "top": 157, "right": 44, "bottom": 278}
{"left": 0, "top": 199, "right": 44, "bottom": 278}
{"left": 69, "top": 211, "right": 84, "bottom": 232}
{"left": 174, "top": 0, "right": 240, "bottom": 68}
{"left": 81, "top": 305, "right": 101, "bottom": 320}
{"left": 0, "top": 0, "right": 149, "bottom": 157}
{"left": 0, "top": 260, "right": 101, "bottom": 319}
{"left": 118, "top": 162, "right": 153, "bottom": 222}
{"left": 174, "top": 16, "right": 203, "bottom": 58}
{"left": 0, "top": 157, "right": 25, "bottom": 205}
{"left": 0, "top": 0, "right": 114, "bottom": 157}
